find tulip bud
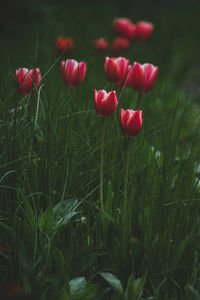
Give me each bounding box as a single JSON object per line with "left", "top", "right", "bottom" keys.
{"left": 104, "top": 57, "right": 130, "bottom": 87}
{"left": 136, "top": 21, "right": 154, "bottom": 40}
{"left": 16, "top": 68, "right": 41, "bottom": 95}
{"left": 61, "top": 59, "right": 86, "bottom": 88}
{"left": 131, "top": 62, "right": 158, "bottom": 93}
{"left": 120, "top": 109, "right": 143, "bottom": 137}
{"left": 56, "top": 36, "right": 75, "bottom": 54}
{"left": 94, "top": 89, "right": 118, "bottom": 117}
{"left": 94, "top": 38, "right": 108, "bottom": 52}
{"left": 110, "top": 37, "right": 130, "bottom": 55}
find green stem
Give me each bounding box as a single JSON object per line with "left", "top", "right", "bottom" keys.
{"left": 124, "top": 138, "right": 132, "bottom": 217}
{"left": 136, "top": 93, "right": 143, "bottom": 109}
{"left": 100, "top": 118, "right": 106, "bottom": 211}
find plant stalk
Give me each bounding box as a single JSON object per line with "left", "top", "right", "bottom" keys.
{"left": 136, "top": 93, "right": 143, "bottom": 109}
{"left": 124, "top": 137, "right": 132, "bottom": 217}
{"left": 100, "top": 117, "right": 106, "bottom": 211}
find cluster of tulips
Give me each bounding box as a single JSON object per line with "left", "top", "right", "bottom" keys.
{"left": 15, "top": 16, "right": 158, "bottom": 215}
{"left": 15, "top": 57, "right": 158, "bottom": 136}
{"left": 55, "top": 18, "right": 154, "bottom": 55}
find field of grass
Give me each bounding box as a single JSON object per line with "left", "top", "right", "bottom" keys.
{"left": 0, "top": 0, "right": 200, "bottom": 299}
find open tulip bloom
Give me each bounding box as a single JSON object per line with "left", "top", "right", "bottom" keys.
{"left": 94, "top": 89, "right": 118, "bottom": 117}
{"left": 61, "top": 59, "right": 86, "bottom": 88}
{"left": 16, "top": 68, "right": 41, "bottom": 95}
{"left": 104, "top": 57, "right": 130, "bottom": 87}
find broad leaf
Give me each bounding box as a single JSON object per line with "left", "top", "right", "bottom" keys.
{"left": 100, "top": 272, "right": 124, "bottom": 296}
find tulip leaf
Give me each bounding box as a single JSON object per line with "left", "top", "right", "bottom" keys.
{"left": 100, "top": 272, "right": 124, "bottom": 296}
{"left": 69, "top": 277, "right": 87, "bottom": 299}
{"left": 53, "top": 198, "right": 79, "bottom": 230}
{"left": 125, "top": 273, "right": 146, "bottom": 300}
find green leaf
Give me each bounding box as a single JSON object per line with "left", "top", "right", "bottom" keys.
{"left": 18, "top": 188, "right": 35, "bottom": 230}
{"left": 125, "top": 274, "right": 146, "bottom": 300}
{"left": 69, "top": 277, "right": 87, "bottom": 299}
{"left": 38, "top": 206, "right": 53, "bottom": 234}
{"left": 100, "top": 272, "right": 124, "bottom": 296}
{"left": 53, "top": 198, "right": 79, "bottom": 230}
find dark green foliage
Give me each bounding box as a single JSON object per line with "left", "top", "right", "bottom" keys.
{"left": 0, "top": 1, "right": 200, "bottom": 299}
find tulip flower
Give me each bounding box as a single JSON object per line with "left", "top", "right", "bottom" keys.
{"left": 131, "top": 62, "right": 158, "bottom": 94}
{"left": 110, "top": 37, "right": 130, "bottom": 54}
{"left": 104, "top": 57, "right": 130, "bottom": 87}
{"left": 56, "top": 36, "right": 74, "bottom": 54}
{"left": 123, "top": 65, "right": 133, "bottom": 88}
{"left": 61, "top": 59, "right": 86, "bottom": 88}
{"left": 120, "top": 109, "right": 143, "bottom": 137}
{"left": 136, "top": 21, "right": 154, "bottom": 40}
{"left": 94, "top": 38, "right": 108, "bottom": 52}
{"left": 16, "top": 68, "right": 41, "bottom": 95}
{"left": 94, "top": 89, "right": 118, "bottom": 212}
{"left": 113, "top": 18, "right": 137, "bottom": 40}
{"left": 94, "top": 89, "right": 118, "bottom": 117}
{"left": 120, "top": 109, "right": 143, "bottom": 228}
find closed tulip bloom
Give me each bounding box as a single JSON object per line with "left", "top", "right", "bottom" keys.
{"left": 113, "top": 18, "right": 137, "bottom": 40}
{"left": 56, "top": 36, "right": 74, "bottom": 54}
{"left": 61, "top": 59, "right": 86, "bottom": 87}
{"left": 120, "top": 109, "right": 143, "bottom": 137}
{"left": 94, "top": 89, "right": 118, "bottom": 117}
{"left": 136, "top": 21, "right": 154, "bottom": 40}
{"left": 94, "top": 38, "right": 108, "bottom": 52}
{"left": 105, "top": 57, "right": 130, "bottom": 87}
{"left": 110, "top": 37, "right": 130, "bottom": 54}
{"left": 16, "top": 68, "right": 41, "bottom": 95}
{"left": 131, "top": 62, "right": 158, "bottom": 93}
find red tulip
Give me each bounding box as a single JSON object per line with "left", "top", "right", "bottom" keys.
{"left": 61, "top": 59, "right": 86, "bottom": 87}
{"left": 136, "top": 21, "right": 154, "bottom": 40}
{"left": 16, "top": 68, "right": 41, "bottom": 95}
{"left": 110, "top": 37, "right": 130, "bottom": 54}
{"left": 123, "top": 65, "right": 133, "bottom": 88}
{"left": 94, "top": 38, "right": 108, "bottom": 52}
{"left": 104, "top": 57, "right": 130, "bottom": 87}
{"left": 113, "top": 18, "right": 137, "bottom": 40}
{"left": 120, "top": 109, "right": 143, "bottom": 137}
{"left": 94, "top": 89, "right": 118, "bottom": 117}
{"left": 56, "top": 36, "right": 74, "bottom": 54}
{"left": 131, "top": 62, "right": 158, "bottom": 93}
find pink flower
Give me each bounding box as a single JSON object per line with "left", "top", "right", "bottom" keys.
{"left": 94, "top": 89, "right": 118, "bottom": 117}
{"left": 120, "top": 109, "right": 143, "bottom": 136}
{"left": 123, "top": 65, "right": 133, "bottom": 88}
{"left": 56, "top": 36, "right": 75, "bottom": 54}
{"left": 131, "top": 62, "right": 158, "bottom": 93}
{"left": 110, "top": 37, "right": 130, "bottom": 54}
{"left": 136, "top": 21, "right": 154, "bottom": 40}
{"left": 104, "top": 57, "right": 130, "bottom": 87}
{"left": 94, "top": 38, "right": 108, "bottom": 52}
{"left": 113, "top": 18, "right": 137, "bottom": 40}
{"left": 16, "top": 68, "right": 41, "bottom": 95}
{"left": 61, "top": 59, "right": 86, "bottom": 87}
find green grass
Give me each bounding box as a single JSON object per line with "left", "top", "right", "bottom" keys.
{"left": 0, "top": 1, "right": 200, "bottom": 299}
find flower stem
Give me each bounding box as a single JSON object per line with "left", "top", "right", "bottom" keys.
{"left": 124, "top": 137, "right": 132, "bottom": 216}
{"left": 136, "top": 93, "right": 143, "bottom": 109}
{"left": 100, "top": 117, "right": 106, "bottom": 211}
